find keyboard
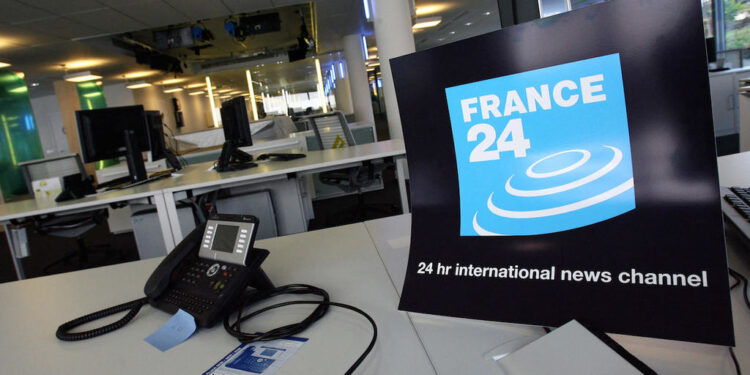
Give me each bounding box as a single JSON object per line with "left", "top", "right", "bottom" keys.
{"left": 725, "top": 187, "right": 750, "bottom": 218}
{"left": 721, "top": 186, "right": 750, "bottom": 240}
{"left": 100, "top": 170, "right": 173, "bottom": 191}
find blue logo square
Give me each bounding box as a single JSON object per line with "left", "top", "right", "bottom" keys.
{"left": 445, "top": 54, "right": 635, "bottom": 236}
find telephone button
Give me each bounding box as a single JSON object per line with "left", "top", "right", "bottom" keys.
{"left": 207, "top": 263, "right": 220, "bottom": 277}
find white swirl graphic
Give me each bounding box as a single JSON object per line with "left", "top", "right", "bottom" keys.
{"left": 487, "top": 178, "right": 634, "bottom": 219}
{"left": 473, "top": 212, "right": 503, "bottom": 236}
{"left": 505, "top": 146, "right": 623, "bottom": 197}
{"left": 526, "top": 149, "right": 590, "bottom": 178}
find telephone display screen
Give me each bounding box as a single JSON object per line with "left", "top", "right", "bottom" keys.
{"left": 212, "top": 225, "right": 239, "bottom": 253}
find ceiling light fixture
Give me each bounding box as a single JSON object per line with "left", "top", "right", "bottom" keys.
{"left": 163, "top": 87, "right": 183, "bottom": 93}
{"left": 126, "top": 81, "right": 152, "bottom": 89}
{"left": 156, "top": 78, "right": 186, "bottom": 85}
{"left": 184, "top": 82, "right": 206, "bottom": 89}
{"left": 63, "top": 71, "right": 102, "bottom": 82}
{"left": 413, "top": 17, "right": 442, "bottom": 29}
{"left": 189, "top": 91, "right": 204, "bottom": 96}
{"left": 0, "top": 61, "right": 11, "bottom": 69}
{"left": 62, "top": 59, "right": 106, "bottom": 70}
{"left": 122, "top": 70, "right": 159, "bottom": 79}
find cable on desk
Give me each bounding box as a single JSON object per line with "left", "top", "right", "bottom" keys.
{"left": 224, "top": 284, "right": 377, "bottom": 375}
{"left": 730, "top": 347, "right": 742, "bottom": 375}
{"left": 56, "top": 297, "right": 149, "bottom": 341}
{"left": 728, "top": 268, "right": 750, "bottom": 311}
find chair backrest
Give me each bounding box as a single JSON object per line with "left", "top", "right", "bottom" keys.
{"left": 271, "top": 116, "right": 298, "bottom": 138}
{"left": 18, "top": 154, "right": 86, "bottom": 193}
{"left": 305, "top": 111, "right": 356, "bottom": 150}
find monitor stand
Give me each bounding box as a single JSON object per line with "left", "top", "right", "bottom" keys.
{"left": 124, "top": 129, "right": 148, "bottom": 183}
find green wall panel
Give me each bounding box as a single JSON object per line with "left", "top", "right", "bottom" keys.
{"left": 0, "top": 71, "right": 43, "bottom": 201}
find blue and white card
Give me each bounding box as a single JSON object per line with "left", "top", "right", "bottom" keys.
{"left": 445, "top": 54, "right": 635, "bottom": 236}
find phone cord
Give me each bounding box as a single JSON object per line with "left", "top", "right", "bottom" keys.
{"left": 56, "top": 297, "right": 150, "bottom": 341}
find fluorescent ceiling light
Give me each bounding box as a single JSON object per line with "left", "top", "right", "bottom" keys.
{"left": 62, "top": 59, "right": 106, "bottom": 70}
{"left": 415, "top": 4, "right": 452, "bottom": 16}
{"left": 413, "top": 17, "right": 442, "bottom": 29}
{"left": 184, "top": 82, "right": 206, "bottom": 89}
{"left": 156, "top": 78, "right": 186, "bottom": 85}
{"left": 126, "top": 81, "right": 152, "bottom": 89}
{"left": 64, "top": 71, "right": 102, "bottom": 82}
{"left": 123, "top": 70, "right": 158, "bottom": 79}
{"left": 0, "top": 61, "right": 11, "bottom": 68}
{"left": 189, "top": 91, "right": 204, "bottom": 96}
{"left": 363, "top": 0, "right": 371, "bottom": 20}
{"left": 163, "top": 87, "right": 183, "bottom": 93}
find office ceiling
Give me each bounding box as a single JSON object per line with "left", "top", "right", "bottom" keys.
{"left": 0, "top": 0, "right": 500, "bottom": 98}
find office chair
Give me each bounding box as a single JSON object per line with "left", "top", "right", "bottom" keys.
{"left": 19, "top": 154, "right": 118, "bottom": 274}
{"left": 305, "top": 112, "right": 397, "bottom": 221}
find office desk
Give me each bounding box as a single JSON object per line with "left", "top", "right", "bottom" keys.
{"left": 718, "top": 151, "right": 750, "bottom": 187}
{"left": 159, "top": 140, "right": 409, "bottom": 246}
{"left": 365, "top": 214, "right": 750, "bottom": 375}
{"left": 0, "top": 222, "right": 434, "bottom": 375}
{"left": 0, "top": 179, "right": 180, "bottom": 280}
{"left": 0, "top": 140, "right": 409, "bottom": 279}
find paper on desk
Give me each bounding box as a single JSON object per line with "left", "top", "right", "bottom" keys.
{"left": 203, "top": 336, "right": 308, "bottom": 375}
{"left": 144, "top": 309, "right": 197, "bottom": 352}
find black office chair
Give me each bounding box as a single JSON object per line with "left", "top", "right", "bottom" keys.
{"left": 305, "top": 112, "right": 397, "bottom": 221}
{"left": 19, "top": 154, "right": 118, "bottom": 274}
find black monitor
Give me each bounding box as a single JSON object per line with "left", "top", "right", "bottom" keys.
{"left": 76, "top": 105, "right": 150, "bottom": 183}
{"left": 706, "top": 37, "right": 717, "bottom": 63}
{"left": 145, "top": 110, "right": 166, "bottom": 161}
{"left": 220, "top": 97, "right": 253, "bottom": 147}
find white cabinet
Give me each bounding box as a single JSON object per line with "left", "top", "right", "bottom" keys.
{"left": 709, "top": 67, "right": 750, "bottom": 137}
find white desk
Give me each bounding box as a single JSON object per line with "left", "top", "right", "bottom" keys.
{"left": 365, "top": 214, "right": 750, "bottom": 375}
{"left": 0, "top": 179, "right": 179, "bottom": 280}
{"left": 0, "top": 140, "right": 409, "bottom": 280}
{"left": 159, "top": 140, "right": 409, "bottom": 246}
{"left": 0, "top": 222, "right": 434, "bottom": 374}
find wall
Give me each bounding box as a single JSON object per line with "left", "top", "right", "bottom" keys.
{"left": 131, "top": 85, "right": 213, "bottom": 135}
{"left": 30, "top": 94, "right": 67, "bottom": 157}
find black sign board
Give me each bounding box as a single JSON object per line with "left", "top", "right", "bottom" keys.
{"left": 391, "top": 0, "right": 734, "bottom": 345}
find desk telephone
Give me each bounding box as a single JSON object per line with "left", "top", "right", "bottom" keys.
{"left": 56, "top": 214, "right": 378, "bottom": 373}
{"left": 57, "top": 214, "right": 274, "bottom": 339}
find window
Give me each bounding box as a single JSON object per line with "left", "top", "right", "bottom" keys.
{"left": 724, "top": 0, "right": 750, "bottom": 49}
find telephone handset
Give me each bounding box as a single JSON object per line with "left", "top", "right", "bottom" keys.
{"left": 56, "top": 214, "right": 274, "bottom": 340}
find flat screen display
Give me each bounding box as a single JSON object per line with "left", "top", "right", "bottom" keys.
{"left": 211, "top": 225, "right": 239, "bottom": 253}
{"left": 76, "top": 105, "right": 151, "bottom": 163}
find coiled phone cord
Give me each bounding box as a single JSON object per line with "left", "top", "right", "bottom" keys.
{"left": 223, "top": 284, "right": 378, "bottom": 375}
{"left": 56, "top": 297, "right": 150, "bottom": 341}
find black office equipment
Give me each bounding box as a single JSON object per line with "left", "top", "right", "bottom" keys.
{"left": 221, "top": 97, "right": 253, "bottom": 147}
{"left": 255, "top": 153, "right": 306, "bottom": 161}
{"left": 145, "top": 110, "right": 167, "bottom": 161}
{"left": 55, "top": 214, "right": 378, "bottom": 373}
{"left": 216, "top": 141, "right": 257, "bottom": 172}
{"left": 55, "top": 174, "right": 96, "bottom": 202}
{"left": 76, "top": 105, "right": 152, "bottom": 184}
{"left": 56, "top": 214, "right": 271, "bottom": 336}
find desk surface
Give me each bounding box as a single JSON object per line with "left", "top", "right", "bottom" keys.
{"left": 0, "top": 222, "right": 433, "bottom": 375}
{"left": 718, "top": 151, "right": 750, "bottom": 187}
{"left": 0, "top": 139, "right": 406, "bottom": 223}
{"left": 365, "top": 214, "right": 750, "bottom": 375}
{"left": 162, "top": 139, "right": 405, "bottom": 194}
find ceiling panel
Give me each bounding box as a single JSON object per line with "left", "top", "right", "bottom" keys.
{"left": 110, "top": 0, "right": 191, "bottom": 28}
{"left": 221, "top": 0, "right": 274, "bottom": 14}
{"left": 65, "top": 8, "right": 148, "bottom": 34}
{"left": 162, "top": 0, "right": 231, "bottom": 21}
{"left": 14, "top": 17, "right": 103, "bottom": 39}
{"left": 0, "top": 0, "right": 54, "bottom": 24}
{"left": 16, "top": 0, "right": 105, "bottom": 15}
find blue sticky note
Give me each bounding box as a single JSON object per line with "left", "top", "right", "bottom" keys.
{"left": 145, "top": 309, "right": 197, "bottom": 352}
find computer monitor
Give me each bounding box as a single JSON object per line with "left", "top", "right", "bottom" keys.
{"left": 76, "top": 105, "right": 151, "bottom": 182}
{"left": 145, "top": 110, "right": 166, "bottom": 161}
{"left": 220, "top": 97, "right": 253, "bottom": 147}
{"left": 706, "top": 37, "right": 717, "bottom": 63}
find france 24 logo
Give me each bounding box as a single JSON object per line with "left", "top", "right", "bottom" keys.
{"left": 445, "top": 54, "right": 635, "bottom": 236}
